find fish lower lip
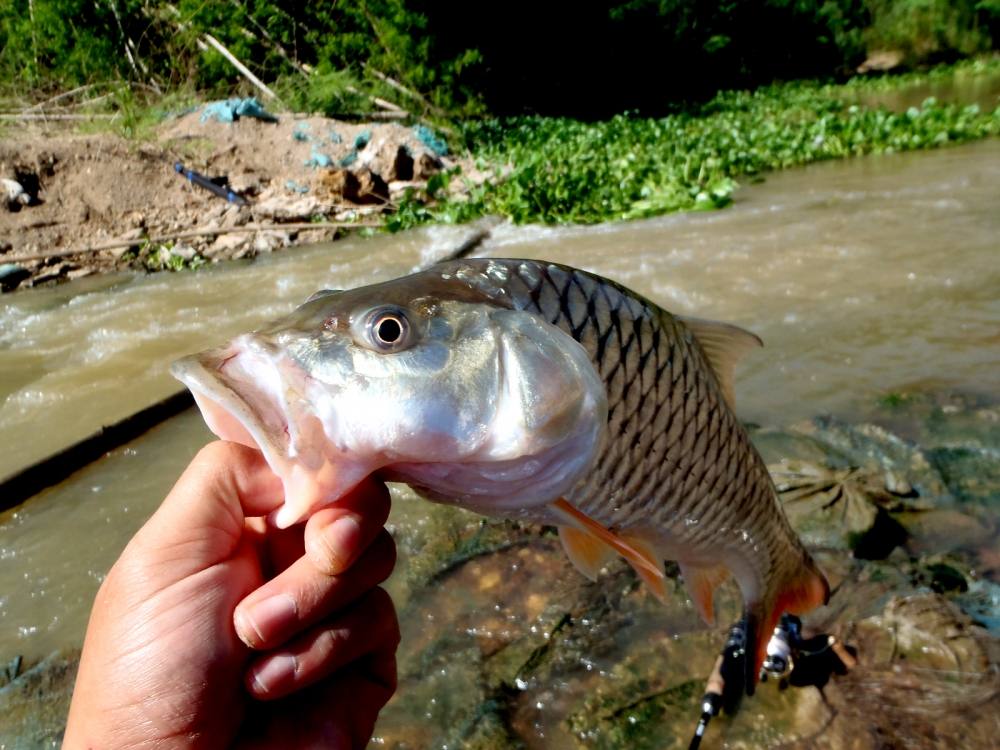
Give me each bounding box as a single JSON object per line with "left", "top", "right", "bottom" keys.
{"left": 170, "top": 347, "right": 291, "bottom": 469}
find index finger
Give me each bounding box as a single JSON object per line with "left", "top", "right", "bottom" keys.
{"left": 140, "top": 441, "right": 284, "bottom": 548}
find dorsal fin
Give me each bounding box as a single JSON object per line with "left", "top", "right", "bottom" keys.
{"left": 677, "top": 315, "right": 762, "bottom": 409}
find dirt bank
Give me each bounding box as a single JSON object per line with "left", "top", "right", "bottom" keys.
{"left": 0, "top": 105, "right": 477, "bottom": 291}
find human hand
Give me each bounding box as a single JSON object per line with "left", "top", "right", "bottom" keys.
{"left": 63, "top": 441, "right": 399, "bottom": 749}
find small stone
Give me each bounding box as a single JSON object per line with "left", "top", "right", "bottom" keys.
{"left": 66, "top": 267, "right": 96, "bottom": 281}
{"left": 170, "top": 243, "right": 197, "bottom": 260}
{"left": 205, "top": 233, "right": 247, "bottom": 258}
{"left": 221, "top": 204, "right": 249, "bottom": 228}
{"left": 252, "top": 231, "right": 290, "bottom": 254}
{"left": 255, "top": 195, "right": 321, "bottom": 221}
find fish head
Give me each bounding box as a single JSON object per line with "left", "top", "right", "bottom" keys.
{"left": 171, "top": 271, "right": 607, "bottom": 528}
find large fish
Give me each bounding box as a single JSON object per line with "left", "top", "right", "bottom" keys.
{"left": 172, "top": 258, "right": 828, "bottom": 689}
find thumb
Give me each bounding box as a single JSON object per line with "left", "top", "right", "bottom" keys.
{"left": 127, "top": 441, "right": 285, "bottom": 576}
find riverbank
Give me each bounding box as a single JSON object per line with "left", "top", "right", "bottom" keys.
{"left": 0, "top": 106, "right": 477, "bottom": 290}
{"left": 1, "top": 58, "right": 998, "bottom": 291}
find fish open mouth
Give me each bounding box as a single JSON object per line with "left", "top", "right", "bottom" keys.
{"left": 173, "top": 344, "right": 290, "bottom": 457}
{"left": 171, "top": 337, "right": 372, "bottom": 528}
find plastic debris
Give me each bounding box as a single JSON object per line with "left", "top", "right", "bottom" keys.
{"left": 339, "top": 151, "right": 358, "bottom": 168}
{"left": 199, "top": 97, "right": 278, "bottom": 124}
{"left": 285, "top": 179, "right": 310, "bottom": 194}
{"left": 328, "top": 129, "right": 342, "bottom": 144}
{"left": 174, "top": 163, "right": 248, "bottom": 205}
{"left": 354, "top": 130, "right": 372, "bottom": 150}
{"left": 413, "top": 124, "right": 448, "bottom": 156}
{"left": 305, "top": 146, "right": 333, "bottom": 168}
{"left": 0, "top": 263, "right": 30, "bottom": 292}
{"left": 2, "top": 178, "right": 30, "bottom": 209}
{"left": 293, "top": 122, "right": 312, "bottom": 141}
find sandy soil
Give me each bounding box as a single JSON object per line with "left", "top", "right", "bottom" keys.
{"left": 0, "top": 108, "right": 475, "bottom": 291}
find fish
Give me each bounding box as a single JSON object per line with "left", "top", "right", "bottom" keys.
{"left": 171, "top": 258, "right": 829, "bottom": 691}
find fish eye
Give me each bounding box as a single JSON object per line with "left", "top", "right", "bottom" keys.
{"left": 366, "top": 307, "right": 411, "bottom": 352}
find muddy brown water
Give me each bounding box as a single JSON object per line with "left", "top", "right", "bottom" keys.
{"left": 1, "top": 139, "right": 998, "bottom": 745}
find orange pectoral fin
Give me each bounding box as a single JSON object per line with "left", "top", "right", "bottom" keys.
{"left": 558, "top": 526, "right": 617, "bottom": 581}
{"left": 550, "top": 498, "right": 666, "bottom": 589}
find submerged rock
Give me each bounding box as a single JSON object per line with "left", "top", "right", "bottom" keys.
{"left": 0, "top": 650, "right": 79, "bottom": 749}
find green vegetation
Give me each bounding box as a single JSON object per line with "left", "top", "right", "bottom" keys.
{"left": 391, "top": 60, "right": 1000, "bottom": 228}
{"left": 2, "top": 1, "right": 997, "bottom": 119}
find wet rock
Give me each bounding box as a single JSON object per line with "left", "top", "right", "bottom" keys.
{"left": 0, "top": 649, "right": 79, "bottom": 749}
{"left": 771, "top": 459, "right": 925, "bottom": 555}
{"left": 927, "top": 444, "right": 1000, "bottom": 505}
{"left": 897, "top": 508, "right": 993, "bottom": 555}
{"left": 915, "top": 561, "right": 969, "bottom": 594}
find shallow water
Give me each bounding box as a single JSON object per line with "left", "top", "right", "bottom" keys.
{"left": 1, "top": 140, "right": 999, "bottom": 746}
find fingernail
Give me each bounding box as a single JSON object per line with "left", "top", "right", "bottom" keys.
{"left": 250, "top": 653, "right": 297, "bottom": 695}
{"left": 321, "top": 515, "right": 362, "bottom": 573}
{"left": 236, "top": 594, "right": 297, "bottom": 647}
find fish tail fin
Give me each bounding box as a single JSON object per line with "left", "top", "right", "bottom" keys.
{"left": 744, "top": 554, "right": 829, "bottom": 696}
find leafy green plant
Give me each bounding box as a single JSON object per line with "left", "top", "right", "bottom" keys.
{"left": 394, "top": 60, "right": 1000, "bottom": 229}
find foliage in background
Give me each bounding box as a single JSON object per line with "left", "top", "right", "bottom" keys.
{"left": 865, "top": 0, "right": 998, "bottom": 63}
{"left": 0, "top": 1, "right": 997, "bottom": 118}
{"left": 388, "top": 60, "right": 1000, "bottom": 228}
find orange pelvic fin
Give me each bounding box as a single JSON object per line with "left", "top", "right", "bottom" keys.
{"left": 620, "top": 533, "right": 669, "bottom": 603}
{"left": 746, "top": 558, "right": 830, "bottom": 695}
{"left": 558, "top": 526, "right": 616, "bottom": 581}
{"left": 678, "top": 562, "right": 730, "bottom": 625}
{"left": 550, "top": 498, "right": 666, "bottom": 587}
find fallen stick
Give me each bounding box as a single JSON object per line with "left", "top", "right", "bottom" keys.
{"left": 23, "top": 83, "right": 100, "bottom": 112}
{"left": 0, "top": 112, "right": 116, "bottom": 121}
{"left": 6, "top": 221, "right": 381, "bottom": 263}
{"left": 201, "top": 33, "right": 282, "bottom": 104}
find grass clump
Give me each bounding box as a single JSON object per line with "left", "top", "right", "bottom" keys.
{"left": 393, "top": 60, "right": 1000, "bottom": 228}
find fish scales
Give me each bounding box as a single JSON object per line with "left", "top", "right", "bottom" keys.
{"left": 479, "top": 259, "right": 807, "bottom": 583}
{"left": 172, "top": 255, "right": 829, "bottom": 694}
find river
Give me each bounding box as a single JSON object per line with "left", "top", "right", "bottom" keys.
{"left": 1, "top": 139, "right": 998, "bottom": 748}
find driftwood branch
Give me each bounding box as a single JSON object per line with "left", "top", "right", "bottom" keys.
{"left": 6, "top": 221, "right": 379, "bottom": 263}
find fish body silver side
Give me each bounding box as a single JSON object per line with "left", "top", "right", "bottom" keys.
{"left": 172, "top": 257, "right": 829, "bottom": 690}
